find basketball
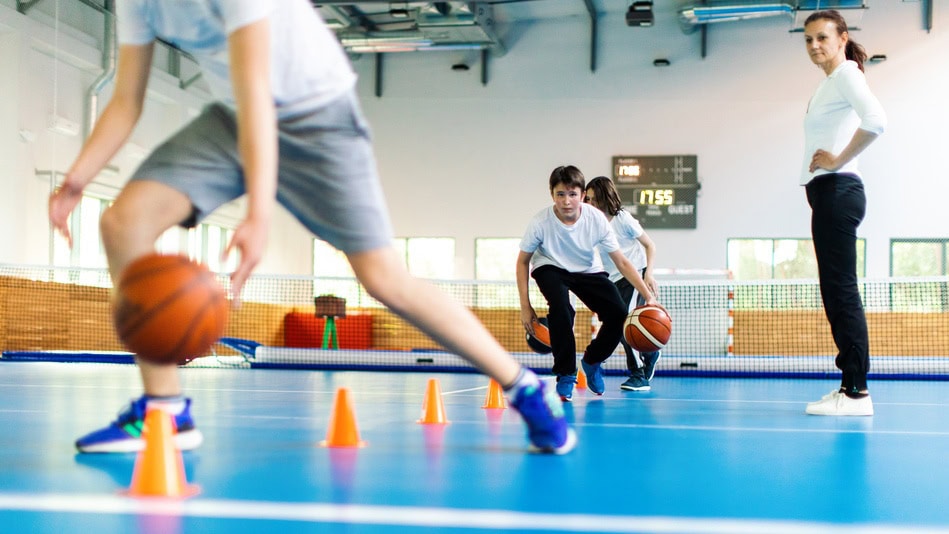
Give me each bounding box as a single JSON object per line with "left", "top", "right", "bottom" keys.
{"left": 113, "top": 253, "right": 229, "bottom": 365}
{"left": 624, "top": 305, "right": 672, "bottom": 353}
{"left": 526, "top": 316, "right": 552, "bottom": 354}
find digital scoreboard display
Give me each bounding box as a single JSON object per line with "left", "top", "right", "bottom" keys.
{"left": 612, "top": 155, "right": 699, "bottom": 229}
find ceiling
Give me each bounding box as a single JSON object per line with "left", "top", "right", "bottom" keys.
{"left": 311, "top": 0, "right": 624, "bottom": 53}
{"left": 310, "top": 1, "right": 874, "bottom": 54}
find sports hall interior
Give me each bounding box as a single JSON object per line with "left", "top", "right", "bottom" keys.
{"left": 1, "top": 1, "right": 948, "bottom": 533}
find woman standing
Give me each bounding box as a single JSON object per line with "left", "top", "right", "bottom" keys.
{"left": 800, "top": 10, "right": 886, "bottom": 416}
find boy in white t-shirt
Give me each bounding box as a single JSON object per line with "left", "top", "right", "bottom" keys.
{"left": 516, "top": 166, "right": 657, "bottom": 401}
{"left": 48, "top": 0, "right": 575, "bottom": 455}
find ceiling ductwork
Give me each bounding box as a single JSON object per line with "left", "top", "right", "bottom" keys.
{"left": 677, "top": 1, "right": 867, "bottom": 34}
{"left": 316, "top": 2, "right": 502, "bottom": 54}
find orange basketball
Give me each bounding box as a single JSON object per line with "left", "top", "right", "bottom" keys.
{"left": 113, "top": 253, "right": 229, "bottom": 365}
{"left": 526, "top": 317, "right": 552, "bottom": 354}
{"left": 624, "top": 304, "right": 672, "bottom": 353}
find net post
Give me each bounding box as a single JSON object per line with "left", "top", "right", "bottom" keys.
{"left": 726, "top": 271, "right": 735, "bottom": 357}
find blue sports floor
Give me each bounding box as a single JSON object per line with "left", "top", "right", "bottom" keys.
{"left": 1, "top": 361, "right": 948, "bottom": 533}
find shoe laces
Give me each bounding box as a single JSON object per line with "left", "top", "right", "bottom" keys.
{"left": 113, "top": 397, "right": 147, "bottom": 426}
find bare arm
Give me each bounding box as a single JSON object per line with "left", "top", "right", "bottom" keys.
{"left": 49, "top": 43, "right": 153, "bottom": 246}
{"left": 637, "top": 232, "right": 659, "bottom": 297}
{"left": 610, "top": 250, "right": 657, "bottom": 305}
{"left": 516, "top": 250, "right": 538, "bottom": 332}
{"left": 809, "top": 128, "right": 880, "bottom": 173}
{"left": 223, "top": 18, "right": 278, "bottom": 301}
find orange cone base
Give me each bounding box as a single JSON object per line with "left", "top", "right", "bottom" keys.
{"left": 577, "top": 366, "right": 588, "bottom": 390}
{"left": 482, "top": 379, "right": 507, "bottom": 409}
{"left": 321, "top": 387, "right": 366, "bottom": 448}
{"left": 417, "top": 378, "right": 450, "bottom": 425}
{"left": 123, "top": 484, "right": 200, "bottom": 499}
{"left": 125, "top": 409, "right": 200, "bottom": 499}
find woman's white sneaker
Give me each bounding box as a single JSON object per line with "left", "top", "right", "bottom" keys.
{"left": 805, "top": 391, "right": 873, "bottom": 416}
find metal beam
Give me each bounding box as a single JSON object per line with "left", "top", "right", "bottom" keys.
{"left": 374, "top": 53, "right": 384, "bottom": 98}
{"left": 924, "top": 0, "right": 932, "bottom": 33}
{"left": 481, "top": 48, "right": 489, "bottom": 86}
{"left": 16, "top": 0, "right": 42, "bottom": 14}
{"left": 701, "top": 24, "right": 707, "bottom": 59}
{"left": 583, "top": 0, "right": 598, "bottom": 72}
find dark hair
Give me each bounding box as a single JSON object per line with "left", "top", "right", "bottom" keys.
{"left": 585, "top": 176, "right": 624, "bottom": 217}
{"left": 548, "top": 165, "right": 586, "bottom": 192}
{"left": 804, "top": 9, "right": 867, "bottom": 72}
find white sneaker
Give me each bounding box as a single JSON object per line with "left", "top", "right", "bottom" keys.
{"left": 806, "top": 389, "right": 842, "bottom": 408}
{"left": 805, "top": 391, "right": 873, "bottom": 416}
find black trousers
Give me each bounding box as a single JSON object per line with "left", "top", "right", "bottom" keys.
{"left": 531, "top": 265, "right": 628, "bottom": 376}
{"left": 615, "top": 272, "right": 659, "bottom": 373}
{"left": 805, "top": 173, "right": 870, "bottom": 391}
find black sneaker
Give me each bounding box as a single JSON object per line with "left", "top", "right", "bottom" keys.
{"left": 642, "top": 351, "right": 662, "bottom": 381}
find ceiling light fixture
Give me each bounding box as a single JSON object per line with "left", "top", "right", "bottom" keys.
{"left": 626, "top": 1, "right": 654, "bottom": 27}
{"left": 389, "top": 2, "right": 410, "bottom": 19}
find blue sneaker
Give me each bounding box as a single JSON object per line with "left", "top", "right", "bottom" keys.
{"left": 642, "top": 351, "right": 662, "bottom": 381}
{"left": 75, "top": 396, "right": 203, "bottom": 453}
{"left": 555, "top": 374, "right": 577, "bottom": 402}
{"left": 580, "top": 359, "right": 605, "bottom": 395}
{"left": 510, "top": 379, "right": 577, "bottom": 454}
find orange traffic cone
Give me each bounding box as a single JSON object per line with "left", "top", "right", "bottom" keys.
{"left": 481, "top": 378, "right": 507, "bottom": 409}
{"left": 418, "top": 378, "right": 449, "bottom": 424}
{"left": 126, "top": 408, "right": 199, "bottom": 498}
{"left": 320, "top": 387, "right": 366, "bottom": 447}
{"left": 577, "top": 365, "right": 588, "bottom": 390}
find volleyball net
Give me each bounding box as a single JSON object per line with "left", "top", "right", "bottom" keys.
{"left": 1, "top": 263, "right": 947, "bottom": 379}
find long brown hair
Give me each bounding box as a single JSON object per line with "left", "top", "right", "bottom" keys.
{"left": 804, "top": 9, "right": 867, "bottom": 72}
{"left": 585, "top": 176, "right": 624, "bottom": 217}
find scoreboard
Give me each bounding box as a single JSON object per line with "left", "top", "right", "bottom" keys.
{"left": 611, "top": 155, "right": 699, "bottom": 229}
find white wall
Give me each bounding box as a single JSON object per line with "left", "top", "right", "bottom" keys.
{"left": 353, "top": 1, "right": 949, "bottom": 278}
{"left": 1, "top": 1, "right": 946, "bottom": 279}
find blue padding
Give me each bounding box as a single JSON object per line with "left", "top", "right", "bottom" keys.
{"left": 217, "top": 337, "right": 262, "bottom": 357}
{"left": 1, "top": 351, "right": 135, "bottom": 364}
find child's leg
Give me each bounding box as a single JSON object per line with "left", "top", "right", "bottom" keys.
{"left": 75, "top": 180, "right": 203, "bottom": 453}
{"left": 100, "top": 180, "right": 194, "bottom": 395}
{"left": 613, "top": 279, "right": 641, "bottom": 371}
{"left": 574, "top": 276, "right": 627, "bottom": 365}
{"left": 347, "top": 246, "right": 521, "bottom": 385}
{"left": 348, "top": 246, "right": 575, "bottom": 452}
{"left": 529, "top": 266, "right": 578, "bottom": 377}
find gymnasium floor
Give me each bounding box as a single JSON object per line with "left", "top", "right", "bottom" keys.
{"left": 1, "top": 361, "right": 948, "bottom": 533}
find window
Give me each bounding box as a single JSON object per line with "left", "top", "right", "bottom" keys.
{"left": 312, "top": 237, "right": 455, "bottom": 308}
{"left": 51, "top": 193, "right": 235, "bottom": 285}
{"left": 727, "top": 237, "right": 866, "bottom": 311}
{"left": 889, "top": 239, "right": 948, "bottom": 312}
{"left": 51, "top": 195, "right": 111, "bottom": 285}
{"left": 157, "top": 223, "right": 237, "bottom": 273}
{"left": 397, "top": 237, "right": 455, "bottom": 280}
{"left": 891, "top": 239, "right": 947, "bottom": 276}
{"left": 473, "top": 238, "right": 521, "bottom": 308}
{"left": 475, "top": 238, "right": 521, "bottom": 281}
{"left": 315, "top": 238, "right": 455, "bottom": 279}
{"left": 727, "top": 238, "right": 865, "bottom": 280}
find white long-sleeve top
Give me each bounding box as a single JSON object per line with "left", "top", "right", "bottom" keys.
{"left": 801, "top": 60, "right": 887, "bottom": 185}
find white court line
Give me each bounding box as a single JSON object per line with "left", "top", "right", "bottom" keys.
{"left": 581, "top": 422, "right": 949, "bottom": 437}
{"left": 0, "top": 493, "right": 946, "bottom": 534}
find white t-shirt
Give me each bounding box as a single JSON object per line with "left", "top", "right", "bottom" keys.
{"left": 801, "top": 60, "right": 886, "bottom": 185}
{"left": 519, "top": 205, "right": 619, "bottom": 274}
{"left": 598, "top": 210, "right": 646, "bottom": 282}
{"left": 117, "top": 0, "right": 356, "bottom": 115}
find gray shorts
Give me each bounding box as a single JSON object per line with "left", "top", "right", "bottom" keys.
{"left": 131, "top": 90, "right": 393, "bottom": 254}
